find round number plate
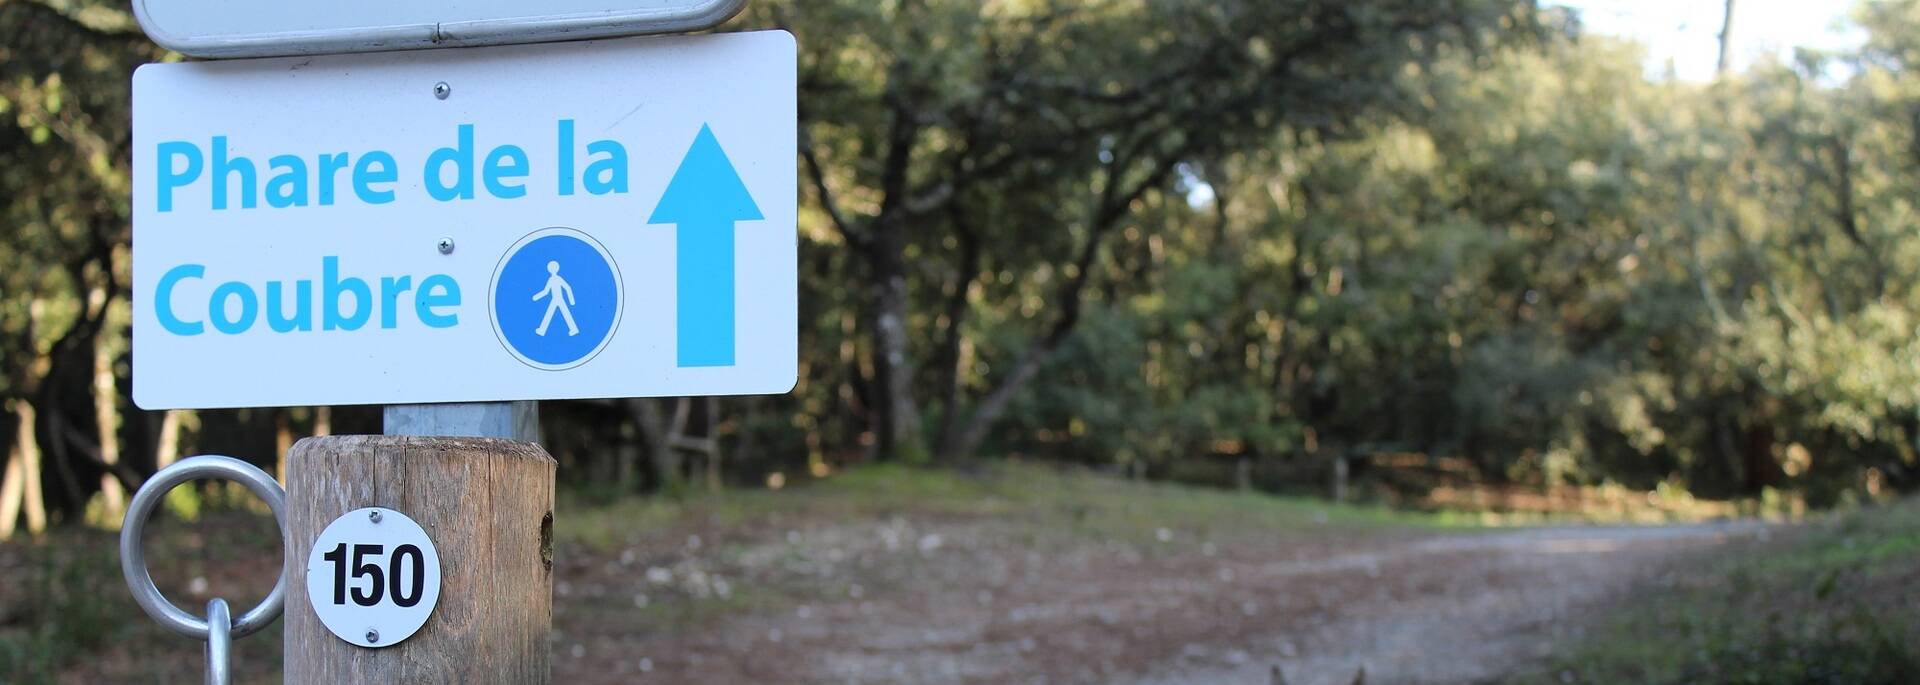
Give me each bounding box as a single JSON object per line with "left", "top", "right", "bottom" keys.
{"left": 305, "top": 507, "right": 442, "bottom": 648}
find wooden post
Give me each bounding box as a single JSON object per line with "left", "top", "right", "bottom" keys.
{"left": 283, "top": 435, "right": 556, "bottom": 683}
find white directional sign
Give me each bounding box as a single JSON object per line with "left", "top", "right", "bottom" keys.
{"left": 131, "top": 31, "right": 797, "bottom": 409}
{"left": 134, "top": 0, "right": 749, "bottom": 58}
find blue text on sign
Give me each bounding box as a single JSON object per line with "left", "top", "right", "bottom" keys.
{"left": 155, "top": 257, "right": 459, "bottom": 335}
{"left": 152, "top": 121, "right": 631, "bottom": 213}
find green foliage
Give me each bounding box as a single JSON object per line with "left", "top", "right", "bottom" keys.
{"left": 3, "top": 0, "right": 1920, "bottom": 520}
{"left": 0, "top": 542, "right": 126, "bottom": 683}
{"left": 961, "top": 0, "right": 1920, "bottom": 504}
{"left": 1544, "top": 501, "right": 1920, "bottom": 684}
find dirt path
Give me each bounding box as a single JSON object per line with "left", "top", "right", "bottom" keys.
{"left": 551, "top": 516, "right": 1769, "bottom": 684}
{"left": 1121, "top": 523, "right": 1769, "bottom": 685}
{"left": 10, "top": 473, "right": 1772, "bottom": 685}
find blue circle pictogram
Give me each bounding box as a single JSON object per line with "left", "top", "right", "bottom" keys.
{"left": 490, "top": 227, "right": 622, "bottom": 370}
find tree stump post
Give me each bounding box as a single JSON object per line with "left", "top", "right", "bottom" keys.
{"left": 283, "top": 435, "right": 555, "bottom": 683}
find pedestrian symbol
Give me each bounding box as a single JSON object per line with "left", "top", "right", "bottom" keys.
{"left": 532, "top": 261, "right": 579, "bottom": 337}
{"left": 490, "top": 228, "right": 622, "bottom": 370}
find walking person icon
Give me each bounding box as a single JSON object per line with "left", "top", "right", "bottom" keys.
{"left": 532, "top": 261, "right": 580, "bottom": 337}
{"left": 491, "top": 227, "right": 623, "bottom": 370}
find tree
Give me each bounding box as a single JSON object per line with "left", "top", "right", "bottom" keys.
{"left": 0, "top": 0, "right": 155, "bottom": 535}
{"left": 774, "top": 0, "right": 1536, "bottom": 462}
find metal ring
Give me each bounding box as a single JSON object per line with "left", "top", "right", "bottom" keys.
{"left": 205, "top": 598, "right": 232, "bottom": 685}
{"left": 119, "top": 455, "right": 287, "bottom": 640}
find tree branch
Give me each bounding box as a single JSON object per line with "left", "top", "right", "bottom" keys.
{"left": 940, "top": 134, "right": 1199, "bottom": 458}
{"left": 54, "top": 416, "right": 142, "bottom": 492}
{"left": 15, "top": 0, "right": 146, "bottom": 41}
{"left": 0, "top": 78, "right": 131, "bottom": 199}
{"left": 799, "top": 126, "right": 868, "bottom": 250}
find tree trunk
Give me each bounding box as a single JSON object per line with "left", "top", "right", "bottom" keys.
{"left": 153, "top": 410, "right": 181, "bottom": 468}
{"left": 1743, "top": 422, "right": 1779, "bottom": 493}
{"left": 932, "top": 214, "right": 981, "bottom": 457}
{"left": 735, "top": 396, "right": 762, "bottom": 467}
{"left": 699, "top": 397, "right": 723, "bottom": 492}
{"left": 1715, "top": 412, "right": 1744, "bottom": 492}
{"left": 1332, "top": 454, "right": 1350, "bottom": 504}
{"left": 1827, "top": 137, "right": 1885, "bottom": 300}
{"left": 253, "top": 407, "right": 325, "bottom": 479}
{"left": 0, "top": 438, "right": 22, "bottom": 539}
{"left": 940, "top": 142, "right": 1195, "bottom": 460}
{"left": 1909, "top": 105, "right": 1920, "bottom": 170}
{"left": 1716, "top": 0, "right": 1737, "bottom": 77}
{"left": 91, "top": 315, "right": 125, "bottom": 525}
{"left": 0, "top": 402, "right": 47, "bottom": 538}
{"left": 42, "top": 401, "right": 85, "bottom": 519}
{"left": 943, "top": 341, "right": 1052, "bottom": 459}
{"left": 275, "top": 410, "right": 295, "bottom": 483}
{"left": 939, "top": 195, "right": 1135, "bottom": 459}
{"left": 866, "top": 230, "right": 925, "bottom": 462}
{"left": 625, "top": 398, "right": 682, "bottom": 493}
{"left": 614, "top": 442, "right": 639, "bottom": 492}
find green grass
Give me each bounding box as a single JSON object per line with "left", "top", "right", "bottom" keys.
{"left": 557, "top": 461, "right": 1475, "bottom": 553}
{"left": 0, "top": 536, "right": 130, "bottom": 684}
{"left": 1539, "top": 499, "right": 1920, "bottom": 684}
{"left": 0, "top": 509, "right": 286, "bottom": 685}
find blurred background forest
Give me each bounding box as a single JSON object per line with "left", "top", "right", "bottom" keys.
{"left": 4, "top": 0, "right": 1920, "bottom": 539}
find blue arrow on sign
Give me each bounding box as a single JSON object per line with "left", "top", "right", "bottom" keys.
{"left": 648, "top": 124, "right": 763, "bottom": 367}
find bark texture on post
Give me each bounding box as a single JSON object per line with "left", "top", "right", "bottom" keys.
{"left": 284, "top": 435, "right": 556, "bottom": 684}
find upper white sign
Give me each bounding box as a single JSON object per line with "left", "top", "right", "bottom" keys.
{"left": 133, "top": 0, "right": 748, "bottom": 58}
{"left": 131, "top": 31, "right": 797, "bottom": 409}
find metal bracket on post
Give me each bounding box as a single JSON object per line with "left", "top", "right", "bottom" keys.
{"left": 383, "top": 401, "right": 540, "bottom": 442}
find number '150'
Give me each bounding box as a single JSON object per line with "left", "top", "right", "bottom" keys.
{"left": 321, "top": 542, "right": 426, "bottom": 607}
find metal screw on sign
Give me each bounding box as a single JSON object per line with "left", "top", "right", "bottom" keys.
{"left": 120, "top": 455, "right": 287, "bottom": 684}
{"left": 433, "top": 81, "right": 450, "bottom": 99}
